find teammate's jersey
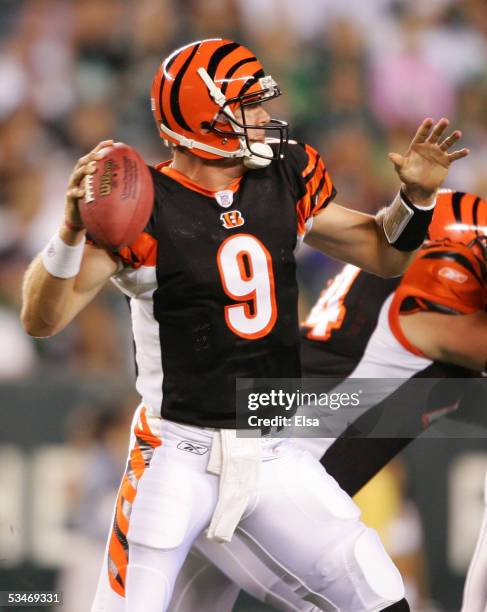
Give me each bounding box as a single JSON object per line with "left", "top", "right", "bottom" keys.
{"left": 300, "top": 265, "right": 400, "bottom": 378}
{"left": 110, "top": 142, "right": 335, "bottom": 427}
{"left": 301, "top": 240, "right": 486, "bottom": 380}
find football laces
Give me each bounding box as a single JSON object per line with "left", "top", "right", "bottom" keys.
{"left": 83, "top": 173, "right": 95, "bottom": 203}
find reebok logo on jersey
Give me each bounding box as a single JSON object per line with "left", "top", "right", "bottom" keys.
{"left": 177, "top": 441, "right": 209, "bottom": 455}
{"left": 220, "top": 210, "right": 245, "bottom": 229}
{"left": 438, "top": 266, "right": 468, "bottom": 284}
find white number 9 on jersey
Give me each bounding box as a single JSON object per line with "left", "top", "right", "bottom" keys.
{"left": 217, "top": 234, "right": 277, "bottom": 339}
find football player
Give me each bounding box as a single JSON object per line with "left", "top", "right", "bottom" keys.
{"left": 21, "top": 39, "right": 468, "bottom": 612}
{"left": 170, "top": 190, "right": 487, "bottom": 612}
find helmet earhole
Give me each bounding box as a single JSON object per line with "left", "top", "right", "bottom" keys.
{"left": 200, "top": 121, "right": 212, "bottom": 134}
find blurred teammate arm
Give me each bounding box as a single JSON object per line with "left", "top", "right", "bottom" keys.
{"left": 399, "top": 310, "right": 487, "bottom": 371}
{"left": 21, "top": 141, "right": 119, "bottom": 338}
{"left": 306, "top": 118, "right": 468, "bottom": 277}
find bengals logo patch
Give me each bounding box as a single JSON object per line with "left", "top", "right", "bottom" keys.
{"left": 220, "top": 210, "right": 245, "bottom": 229}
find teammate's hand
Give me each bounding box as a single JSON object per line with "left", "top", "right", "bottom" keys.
{"left": 64, "top": 140, "right": 114, "bottom": 230}
{"left": 388, "top": 118, "right": 469, "bottom": 206}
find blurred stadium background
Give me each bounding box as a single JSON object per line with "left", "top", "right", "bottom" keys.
{"left": 1, "top": 0, "right": 487, "bottom": 610}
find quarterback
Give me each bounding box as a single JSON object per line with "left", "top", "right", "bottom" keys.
{"left": 21, "top": 39, "right": 468, "bottom": 611}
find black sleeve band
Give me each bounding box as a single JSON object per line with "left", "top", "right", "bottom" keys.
{"left": 389, "top": 190, "right": 435, "bottom": 252}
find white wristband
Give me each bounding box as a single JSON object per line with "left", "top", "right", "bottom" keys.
{"left": 382, "top": 191, "right": 414, "bottom": 244}
{"left": 42, "top": 232, "right": 86, "bottom": 279}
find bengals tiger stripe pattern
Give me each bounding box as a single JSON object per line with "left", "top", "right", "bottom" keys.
{"left": 296, "top": 143, "right": 335, "bottom": 236}
{"left": 107, "top": 408, "right": 162, "bottom": 597}
{"left": 428, "top": 190, "right": 487, "bottom": 244}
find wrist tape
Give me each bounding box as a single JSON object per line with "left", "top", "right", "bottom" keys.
{"left": 42, "top": 232, "right": 86, "bottom": 279}
{"left": 383, "top": 190, "right": 436, "bottom": 252}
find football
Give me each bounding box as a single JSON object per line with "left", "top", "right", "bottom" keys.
{"left": 80, "top": 142, "right": 154, "bottom": 250}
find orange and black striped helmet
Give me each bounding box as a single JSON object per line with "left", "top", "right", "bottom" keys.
{"left": 150, "top": 39, "right": 288, "bottom": 164}
{"left": 429, "top": 190, "right": 487, "bottom": 259}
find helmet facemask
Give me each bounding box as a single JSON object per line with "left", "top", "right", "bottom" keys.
{"left": 208, "top": 76, "right": 289, "bottom": 161}
{"left": 197, "top": 68, "right": 288, "bottom": 167}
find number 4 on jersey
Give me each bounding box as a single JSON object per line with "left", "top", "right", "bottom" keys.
{"left": 217, "top": 234, "right": 277, "bottom": 339}
{"left": 303, "top": 264, "right": 360, "bottom": 340}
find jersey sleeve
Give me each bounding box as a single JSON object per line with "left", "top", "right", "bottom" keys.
{"left": 116, "top": 231, "right": 157, "bottom": 269}
{"left": 393, "top": 244, "right": 486, "bottom": 316}
{"left": 84, "top": 230, "right": 156, "bottom": 273}
{"left": 284, "top": 141, "right": 337, "bottom": 237}
{"left": 388, "top": 243, "right": 487, "bottom": 355}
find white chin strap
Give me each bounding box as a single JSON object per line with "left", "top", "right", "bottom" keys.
{"left": 243, "top": 142, "right": 273, "bottom": 169}
{"left": 159, "top": 68, "right": 273, "bottom": 169}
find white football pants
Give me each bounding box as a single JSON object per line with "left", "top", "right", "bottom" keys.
{"left": 91, "top": 406, "right": 405, "bottom": 612}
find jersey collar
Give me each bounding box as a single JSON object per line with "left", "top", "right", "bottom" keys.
{"left": 155, "top": 160, "right": 242, "bottom": 198}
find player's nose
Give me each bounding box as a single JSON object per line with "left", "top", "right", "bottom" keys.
{"left": 257, "top": 106, "right": 271, "bottom": 126}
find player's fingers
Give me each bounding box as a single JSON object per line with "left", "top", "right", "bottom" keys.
{"left": 68, "top": 162, "right": 95, "bottom": 187}
{"left": 92, "top": 139, "right": 114, "bottom": 152}
{"left": 67, "top": 186, "right": 85, "bottom": 201}
{"left": 447, "top": 148, "right": 470, "bottom": 162}
{"left": 92, "top": 140, "right": 117, "bottom": 160}
{"left": 388, "top": 152, "right": 404, "bottom": 168}
{"left": 410, "top": 118, "right": 434, "bottom": 145}
{"left": 439, "top": 131, "right": 462, "bottom": 151}
{"left": 426, "top": 117, "right": 449, "bottom": 144}
{"left": 78, "top": 140, "right": 114, "bottom": 165}
{"left": 68, "top": 162, "right": 96, "bottom": 188}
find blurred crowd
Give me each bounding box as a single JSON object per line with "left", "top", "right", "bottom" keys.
{"left": 2, "top": 0, "right": 487, "bottom": 380}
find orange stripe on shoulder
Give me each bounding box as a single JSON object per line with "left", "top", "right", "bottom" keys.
{"left": 118, "top": 232, "right": 157, "bottom": 269}
{"left": 311, "top": 171, "right": 334, "bottom": 215}
{"left": 296, "top": 193, "right": 312, "bottom": 236}
{"left": 302, "top": 144, "right": 319, "bottom": 179}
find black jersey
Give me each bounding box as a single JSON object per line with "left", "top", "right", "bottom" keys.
{"left": 300, "top": 265, "right": 400, "bottom": 378}
{"left": 111, "top": 142, "right": 336, "bottom": 427}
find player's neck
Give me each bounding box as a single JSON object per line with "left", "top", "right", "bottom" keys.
{"left": 171, "top": 148, "right": 245, "bottom": 191}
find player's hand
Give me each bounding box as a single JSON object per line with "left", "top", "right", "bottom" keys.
{"left": 64, "top": 140, "right": 114, "bottom": 230}
{"left": 388, "top": 118, "right": 469, "bottom": 206}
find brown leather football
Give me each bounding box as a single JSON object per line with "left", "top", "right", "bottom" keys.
{"left": 80, "top": 143, "right": 154, "bottom": 250}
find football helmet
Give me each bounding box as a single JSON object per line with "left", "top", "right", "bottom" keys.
{"left": 150, "top": 39, "right": 288, "bottom": 168}
{"left": 429, "top": 190, "right": 487, "bottom": 260}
